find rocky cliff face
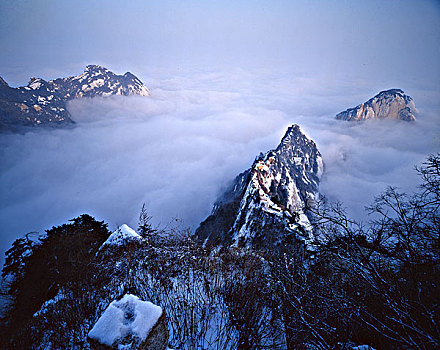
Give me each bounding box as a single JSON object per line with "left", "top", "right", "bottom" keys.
{"left": 0, "top": 65, "right": 150, "bottom": 132}
{"left": 51, "top": 65, "right": 150, "bottom": 99}
{"left": 0, "top": 76, "right": 72, "bottom": 132}
{"left": 335, "top": 89, "right": 416, "bottom": 122}
{"left": 195, "top": 124, "right": 323, "bottom": 251}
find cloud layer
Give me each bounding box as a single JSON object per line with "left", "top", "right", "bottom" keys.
{"left": 0, "top": 67, "right": 439, "bottom": 265}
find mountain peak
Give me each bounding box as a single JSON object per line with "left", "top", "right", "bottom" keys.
{"left": 0, "top": 76, "right": 9, "bottom": 87}
{"left": 336, "top": 88, "right": 416, "bottom": 122}
{"left": 84, "top": 64, "right": 109, "bottom": 73}
{"left": 27, "top": 77, "right": 48, "bottom": 90}
{"left": 378, "top": 88, "right": 404, "bottom": 95}
{"left": 51, "top": 65, "right": 150, "bottom": 98}
{"left": 0, "top": 66, "right": 150, "bottom": 132}
{"left": 123, "top": 71, "right": 136, "bottom": 78}
{"left": 281, "top": 124, "right": 301, "bottom": 140}
{"left": 277, "top": 124, "right": 303, "bottom": 150}
{"left": 195, "top": 124, "right": 323, "bottom": 251}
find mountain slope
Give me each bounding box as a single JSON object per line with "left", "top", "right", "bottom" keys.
{"left": 0, "top": 77, "right": 71, "bottom": 132}
{"left": 195, "top": 124, "right": 323, "bottom": 250}
{"left": 335, "top": 89, "right": 416, "bottom": 121}
{"left": 0, "top": 65, "right": 150, "bottom": 132}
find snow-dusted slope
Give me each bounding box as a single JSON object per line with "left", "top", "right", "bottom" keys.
{"left": 0, "top": 65, "right": 150, "bottom": 132}
{"left": 336, "top": 89, "right": 416, "bottom": 121}
{"left": 102, "top": 224, "right": 142, "bottom": 247}
{"left": 0, "top": 77, "right": 72, "bottom": 132}
{"left": 195, "top": 124, "right": 323, "bottom": 250}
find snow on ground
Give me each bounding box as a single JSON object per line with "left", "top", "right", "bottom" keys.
{"left": 88, "top": 294, "right": 162, "bottom": 348}
{"left": 29, "top": 80, "right": 42, "bottom": 90}
{"left": 102, "top": 224, "right": 142, "bottom": 247}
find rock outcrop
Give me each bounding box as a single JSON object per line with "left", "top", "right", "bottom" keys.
{"left": 0, "top": 65, "right": 150, "bottom": 132}
{"left": 335, "top": 89, "right": 416, "bottom": 122}
{"left": 195, "top": 124, "right": 323, "bottom": 251}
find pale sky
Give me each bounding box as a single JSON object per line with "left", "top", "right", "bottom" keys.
{"left": 0, "top": 0, "right": 439, "bottom": 88}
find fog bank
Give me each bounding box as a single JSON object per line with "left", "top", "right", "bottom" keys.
{"left": 1, "top": 68, "right": 439, "bottom": 264}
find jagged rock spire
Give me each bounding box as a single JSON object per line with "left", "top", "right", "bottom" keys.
{"left": 195, "top": 124, "right": 323, "bottom": 250}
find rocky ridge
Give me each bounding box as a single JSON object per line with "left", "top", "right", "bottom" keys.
{"left": 195, "top": 124, "right": 323, "bottom": 251}
{"left": 0, "top": 65, "right": 150, "bottom": 132}
{"left": 51, "top": 64, "right": 150, "bottom": 99}
{"left": 335, "top": 89, "right": 416, "bottom": 122}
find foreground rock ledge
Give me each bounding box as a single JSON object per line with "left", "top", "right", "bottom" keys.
{"left": 88, "top": 294, "right": 169, "bottom": 350}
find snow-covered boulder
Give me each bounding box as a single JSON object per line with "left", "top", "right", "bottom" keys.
{"left": 88, "top": 294, "right": 168, "bottom": 350}
{"left": 102, "top": 224, "right": 143, "bottom": 247}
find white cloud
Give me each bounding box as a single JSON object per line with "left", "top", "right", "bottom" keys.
{"left": 0, "top": 67, "right": 439, "bottom": 265}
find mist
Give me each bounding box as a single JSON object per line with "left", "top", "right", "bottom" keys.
{"left": 1, "top": 66, "right": 439, "bottom": 264}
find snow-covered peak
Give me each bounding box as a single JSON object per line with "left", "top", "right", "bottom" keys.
{"left": 84, "top": 64, "right": 109, "bottom": 73}
{"left": 230, "top": 124, "right": 322, "bottom": 246}
{"left": 195, "top": 124, "right": 323, "bottom": 250}
{"left": 50, "top": 65, "right": 150, "bottom": 98}
{"left": 0, "top": 66, "right": 151, "bottom": 132}
{"left": 102, "top": 224, "right": 142, "bottom": 247}
{"left": 27, "top": 77, "right": 47, "bottom": 90}
{"left": 88, "top": 294, "right": 162, "bottom": 348}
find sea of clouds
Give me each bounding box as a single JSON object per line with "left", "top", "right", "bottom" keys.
{"left": 0, "top": 66, "right": 439, "bottom": 264}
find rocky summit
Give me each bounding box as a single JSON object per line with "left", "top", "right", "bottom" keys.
{"left": 335, "top": 89, "right": 416, "bottom": 122}
{"left": 0, "top": 65, "right": 150, "bottom": 133}
{"left": 195, "top": 124, "right": 323, "bottom": 251}
{"left": 50, "top": 64, "right": 150, "bottom": 99}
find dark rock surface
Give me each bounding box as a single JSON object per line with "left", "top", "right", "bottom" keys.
{"left": 0, "top": 65, "right": 150, "bottom": 133}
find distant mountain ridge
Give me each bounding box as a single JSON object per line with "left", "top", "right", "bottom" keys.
{"left": 336, "top": 89, "right": 416, "bottom": 122}
{"left": 0, "top": 65, "right": 150, "bottom": 132}
{"left": 195, "top": 124, "right": 323, "bottom": 251}
{"left": 51, "top": 65, "right": 150, "bottom": 99}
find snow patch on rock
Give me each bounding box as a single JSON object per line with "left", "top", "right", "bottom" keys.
{"left": 88, "top": 294, "right": 162, "bottom": 348}
{"left": 102, "top": 224, "right": 142, "bottom": 247}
